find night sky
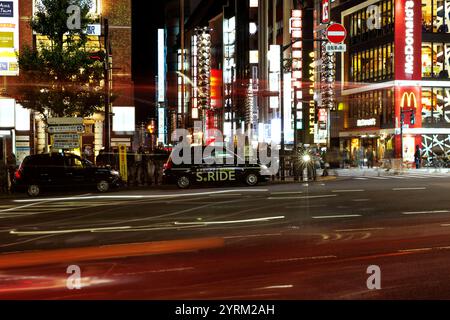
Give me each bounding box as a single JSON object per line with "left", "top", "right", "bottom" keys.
{"left": 132, "top": 0, "right": 165, "bottom": 123}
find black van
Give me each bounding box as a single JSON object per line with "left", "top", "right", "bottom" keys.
{"left": 13, "top": 153, "right": 122, "bottom": 196}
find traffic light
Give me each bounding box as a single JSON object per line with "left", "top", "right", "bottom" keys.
{"left": 410, "top": 111, "right": 415, "bottom": 125}
{"left": 147, "top": 124, "right": 155, "bottom": 134}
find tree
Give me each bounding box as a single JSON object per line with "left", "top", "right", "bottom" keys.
{"left": 17, "top": 0, "right": 106, "bottom": 120}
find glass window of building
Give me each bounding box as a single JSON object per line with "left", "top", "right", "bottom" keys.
{"left": 350, "top": 43, "right": 393, "bottom": 83}
{"left": 423, "top": 0, "right": 433, "bottom": 31}
{"left": 347, "top": 0, "right": 394, "bottom": 45}
{"left": 422, "top": 42, "right": 450, "bottom": 78}
{"left": 348, "top": 89, "right": 394, "bottom": 128}
{"left": 422, "top": 0, "right": 450, "bottom": 33}
{"left": 422, "top": 87, "right": 450, "bottom": 125}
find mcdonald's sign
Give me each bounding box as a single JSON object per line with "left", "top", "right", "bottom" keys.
{"left": 400, "top": 91, "right": 417, "bottom": 109}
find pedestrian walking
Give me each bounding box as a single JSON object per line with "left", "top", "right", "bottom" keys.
{"left": 0, "top": 160, "right": 8, "bottom": 194}
{"left": 6, "top": 153, "right": 17, "bottom": 193}
{"left": 358, "top": 146, "right": 365, "bottom": 169}
{"left": 366, "top": 147, "right": 374, "bottom": 168}
{"left": 342, "top": 148, "right": 349, "bottom": 168}
{"left": 414, "top": 145, "right": 421, "bottom": 169}
{"left": 127, "top": 148, "right": 136, "bottom": 186}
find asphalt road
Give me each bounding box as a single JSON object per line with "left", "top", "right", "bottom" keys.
{"left": 1, "top": 175, "right": 450, "bottom": 299}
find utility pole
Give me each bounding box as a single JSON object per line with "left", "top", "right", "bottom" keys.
{"left": 293, "top": 87, "right": 299, "bottom": 181}
{"left": 279, "top": 48, "right": 285, "bottom": 181}
{"left": 104, "top": 18, "right": 111, "bottom": 152}
{"left": 279, "top": 38, "right": 327, "bottom": 181}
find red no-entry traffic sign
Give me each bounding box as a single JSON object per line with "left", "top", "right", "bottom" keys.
{"left": 326, "top": 23, "right": 347, "bottom": 44}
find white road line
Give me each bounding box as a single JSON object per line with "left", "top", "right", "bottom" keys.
{"left": 224, "top": 233, "right": 282, "bottom": 239}
{"left": 13, "top": 189, "right": 269, "bottom": 203}
{"left": 354, "top": 178, "right": 368, "bottom": 180}
{"left": 173, "top": 215, "right": 285, "bottom": 226}
{"left": 254, "top": 285, "right": 294, "bottom": 290}
{"left": 0, "top": 201, "right": 51, "bottom": 213}
{"left": 393, "top": 187, "right": 426, "bottom": 191}
{"left": 267, "top": 194, "right": 337, "bottom": 200}
{"left": 402, "top": 210, "right": 450, "bottom": 215}
{"left": 403, "top": 175, "right": 427, "bottom": 179}
{"left": 332, "top": 189, "right": 365, "bottom": 193}
{"left": 371, "top": 177, "right": 389, "bottom": 180}
{"left": 10, "top": 226, "right": 132, "bottom": 236}
{"left": 398, "top": 248, "right": 433, "bottom": 253}
{"left": 311, "top": 214, "right": 361, "bottom": 219}
{"left": 271, "top": 191, "right": 303, "bottom": 195}
{"left": 335, "top": 227, "right": 385, "bottom": 232}
{"left": 265, "top": 255, "right": 337, "bottom": 263}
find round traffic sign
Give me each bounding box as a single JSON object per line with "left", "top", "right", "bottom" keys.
{"left": 326, "top": 23, "right": 347, "bottom": 44}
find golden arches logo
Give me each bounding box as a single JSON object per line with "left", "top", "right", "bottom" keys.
{"left": 400, "top": 91, "right": 417, "bottom": 108}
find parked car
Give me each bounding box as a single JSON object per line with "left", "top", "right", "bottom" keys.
{"left": 13, "top": 153, "right": 123, "bottom": 196}
{"left": 163, "top": 147, "right": 271, "bottom": 189}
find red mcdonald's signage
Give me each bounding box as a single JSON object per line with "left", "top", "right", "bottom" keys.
{"left": 394, "top": 0, "right": 422, "bottom": 81}
{"left": 395, "top": 86, "right": 422, "bottom": 158}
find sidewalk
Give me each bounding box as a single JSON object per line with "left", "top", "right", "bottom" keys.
{"left": 328, "top": 167, "right": 450, "bottom": 177}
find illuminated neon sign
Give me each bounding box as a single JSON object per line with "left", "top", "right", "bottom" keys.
{"left": 404, "top": 1, "right": 414, "bottom": 75}
{"left": 394, "top": 0, "right": 421, "bottom": 81}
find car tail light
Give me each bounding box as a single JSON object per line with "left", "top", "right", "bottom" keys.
{"left": 163, "top": 160, "right": 172, "bottom": 170}
{"left": 14, "top": 169, "right": 22, "bottom": 180}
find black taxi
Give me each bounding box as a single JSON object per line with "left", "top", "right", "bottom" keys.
{"left": 163, "top": 147, "right": 271, "bottom": 189}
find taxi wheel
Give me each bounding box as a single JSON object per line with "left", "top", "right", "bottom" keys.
{"left": 177, "top": 175, "right": 191, "bottom": 189}
{"left": 27, "top": 184, "right": 40, "bottom": 197}
{"left": 96, "top": 180, "right": 110, "bottom": 193}
{"left": 244, "top": 173, "right": 259, "bottom": 186}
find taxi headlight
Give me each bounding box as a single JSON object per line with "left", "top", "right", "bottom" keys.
{"left": 260, "top": 164, "right": 268, "bottom": 170}
{"left": 110, "top": 170, "right": 120, "bottom": 176}
{"left": 302, "top": 154, "right": 311, "bottom": 162}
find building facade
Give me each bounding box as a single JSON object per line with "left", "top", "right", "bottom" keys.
{"left": 330, "top": 0, "right": 450, "bottom": 162}
{"left": 0, "top": 0, "right": 134, "bottom": 165}
{"left": 160, "top": 0, "right": 316, "bottom": 149}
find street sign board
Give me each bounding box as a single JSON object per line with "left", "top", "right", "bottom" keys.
{"left": 47, "top": 125, "right": 84, "bottom": 133}
{"left": 53, "top": 133, "right": 79, "bottom": 141}
{"left": 47, "top": 117, "right": 83, "bottom": 125}
{"left": 326, "top": 23, "right": 347, "bottom": 43}
{"left": 53, "top": 141, "right": 80, "bottom": 149}
{"left": 325, "top": 43, "right": 346, "bottom": 52}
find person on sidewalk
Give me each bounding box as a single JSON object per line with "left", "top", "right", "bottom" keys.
{"left": 366, "top": 147, "right": 374, "bottom": 168}
{"left": 6, "top": 153, "right": 16, "bottom": 193}
{"left": 342, "top": 148, "right": 349, "bottom": 169}
{"left": 358, "top": 146, "right": 365, "bottom": 169}
{"left": 414, "top": 145, "right": 421, "bottom": 169}
{"left": 0, "top": 160, "right": 8, "bottom": 194}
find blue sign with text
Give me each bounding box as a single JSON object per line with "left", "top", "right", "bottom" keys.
{"left": 0, "top": 2, "right": 13, "bottom": 18}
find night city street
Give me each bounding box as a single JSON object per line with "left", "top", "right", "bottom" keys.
{"left": 3, "top": 0, "right": 450, "bottom": 312}
{"left": 1, "top": 173, "right": 450, "bottom": 299}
